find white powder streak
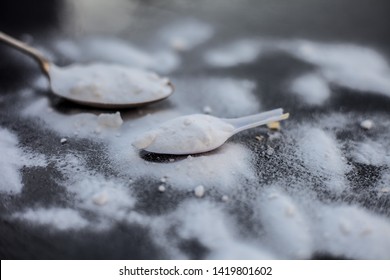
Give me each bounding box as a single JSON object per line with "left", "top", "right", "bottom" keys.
{"left": 204, "top": 38, "right": 390, "bottom": 99}
{"left": 313, "top": 204, "right": 390, "bottom": 259}
{"left": 0, "top": 127, "right": 47, "bottom": 194}
{"left": 172, "top": 78, "right": 260, "bottom": 117}
{"left": 255, "top": 188, "right": 313, "bottom": 259}
{"left": 285, "top": 40, "right": 390, "bottom": 97}
{"left": 290, "top": 73, "right": 330, "bottom": 106}
{"left": 0, "top": 128, "right": 23, "bottom": 194}
{"left": 22, "top": 97, "right": 123, "bottom": 138}
{"left": 54, "top": 37, "right": 180, "bottom": 74}
{"left": 204, "top": 39, "right": 262, "bottom": 67}
{"left": 296, "top": 127, "right": 348, "bottom": 192}
{"left": 131, "top": 200, "right": 275, "bottom": 259}
{"left": 159, "top": 19, "right": 214, "bottom": 51}
{"left": 13, "top": 207, "right": 89, "bottom": 231}
{"left": 113, "top": 130, "right": 256, "bottom": 193}
{"left": 13, "top": 34, "right": 390, "bottom": 259}
{"left": 66, "top": 176, "right": 136, "bottom": 224}
{"left": 351, "top": 141, "right": 389, "bottom": 166}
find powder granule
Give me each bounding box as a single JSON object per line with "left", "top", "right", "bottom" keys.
{"left": 194, "top": 185, "right": 205, "bottom": 198}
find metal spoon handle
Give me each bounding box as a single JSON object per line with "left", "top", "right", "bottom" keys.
{"left": 224, "top": 108, "right": 289, "bottom": 134}
{"left": 0, "top": 31, "right": 51, "bottom": 78}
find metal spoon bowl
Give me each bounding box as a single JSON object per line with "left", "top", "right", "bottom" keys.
{"left": 0, "top": 31, "right": 174, "bottom": 109}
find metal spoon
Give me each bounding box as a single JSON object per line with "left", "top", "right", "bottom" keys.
{"left": 133, "top": 108, "right": 290, "bottom": 155}
{"left": 0, "top": 31, "right": 174, "bottom": 109}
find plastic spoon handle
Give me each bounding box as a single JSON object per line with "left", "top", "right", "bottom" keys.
{"left": 0, "top": 31, "right": 51, "bottom": 77}
{"left": 224, "top": 108, "right": 289, "bottom": 134}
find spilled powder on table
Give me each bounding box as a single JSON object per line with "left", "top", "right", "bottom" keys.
{"left": 283, "top": 40, "right": 390, "bottom": 98}
{"left": 312, "top": 204, "right": 390, "bottom": 259}
{"left": 9, "top": 36, "right": 390, "bottom": 259}
{"left": 350, "top": 141, "right": 390, "bottom": 166}
{"left": 158, "top": 19, "right": 214, "bottom": 51}
{"left": 0, "top": 127, "right": 47, "bottom": 195}
{"left": 171, "top": 78, "right": 260, "bottom": 117}
{"left": 204, "top": 39, "right": 262, "bottom": 67}
{"left": 204, "top": 38, "right": 390, "bottom": 102}
{"left": 254, "top": 187, "right": 313, "bottom": 259}
{"left": 65, "top": 176, "right": 136, "bottom": 229}
{"left": 53, "top": 37, "right": 180, "bottom": 74}
{"left": 22, "top": 97, "right": 123, "bottom": 138}
{"left": 294, "top": 126, "right": 349, "bottom": 193}
{"left": 12, "top": 207, "right": 89, "bottom": 231}
{"left": 290, "top": 72, "right": 330, "bottom": 106}
{"left": 65, "top": 0, "right": 137, "bottom": 34}
{"left": 126, "top": 200, "right": 276, "bottom": 259}
{"left": 376, "top": 172, "right": 390, "bottom": 195}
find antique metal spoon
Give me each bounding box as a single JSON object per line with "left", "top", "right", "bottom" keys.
{"left": 0, "top": 31, "right": 174, "bottom": 109}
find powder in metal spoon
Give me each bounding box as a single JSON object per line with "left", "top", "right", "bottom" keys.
{"left": 50, "top": 63, "right": 172, "bottom": 105}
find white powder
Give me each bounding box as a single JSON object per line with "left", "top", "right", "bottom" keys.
{"left": 360, "top": 119, "right": 374, "bottom": 130}
{"left": 97, "top": 112, "right": 123, "bottom": 128}
{"left": 14, "top": 153, "right": 137, "bottom": 230}
{"left": 203, "top": 38, "right": 390, "bottom": 100}
{"left": 114, "top": 139, "right": 256, "bottom": 194}
{"left": 65, "top": 0, "right": 136, "bottom": 34}
{"left": 159, "top": 19, "right": 213, "bottom": 51}
{"left": 204, "top": 39, "right": 262, "bottom": 67}
{"left": 146, "top": 200, "right": 276, "bottom": 259}
{"left": 0, "top": 128, "right": 24, "bottom": 194}
{"left": 0, "top": 127, "right": 47, "bottom": 194}
{"left": 82, "top": 38, "right": 180, "bottom": 73}
{"left": 133, "top": 114, "right": 235, "bottom": 155}
{"left": 296, "top": 126, "right": 348, "bottom": 192}
{"left": 13, "top": 207, "right": 89, "bottom": 231}
{"left": 313, "top": 204, "right": 390, "bottom": 259}
{"left": 65, "top": 176, "right": 135, "bottom": 226}
{"left": 50, "top": 64, "right": 172, "bottom": 105}
{"left": 160, "top": 177, "right": 167, "bottom": 183}
{"left": 194, "top": 185, "right": 205, "bottom": 198}
{"left": 12, "top": 33, "right": 390, "bottom": 260}
{"left": 255, "top": 188, "right": 313, "bottom": 259}
{"left": 202, "top": 105, "right": 213, "bottom": 114}
{"left": 22, "top": 98, "right": 123, "bottom": 138}
{"left": 284, "top": 40, "right": 390, "bottom": 97}
{"left": 351, "top": 141, "right": 389, "bottom": 166}
{"left": 172, "top": 78, "right": 260, "bottom": 117}
{"left": 92, "top": 192, "right": 109, "bottom": 206}
{"left": 376, "top": 173, "right": 390, "bottom": 194}
{"left": 290, "top": 73, "right": 330, "bottom": 106}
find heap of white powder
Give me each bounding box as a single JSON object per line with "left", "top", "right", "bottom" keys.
{"left": 50, "top": 63, "right": 172, "bottom": 105}
{"left": 3, "top": 23, "right": 390, "bottom": 260}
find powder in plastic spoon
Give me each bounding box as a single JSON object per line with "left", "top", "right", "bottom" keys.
{"left": 133, "top": 114, "right": 235, "bottom": 155}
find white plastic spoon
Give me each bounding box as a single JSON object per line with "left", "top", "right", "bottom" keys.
{"left": 133, "top": 108, "right": 289, "bottom": 155}
{"left": 0, "top": 31, "right": 174, "bottom": 109}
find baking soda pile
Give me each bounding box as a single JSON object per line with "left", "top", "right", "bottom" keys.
{"left": 133, "top": 114, "right": 235, "bottom": 154}
{"left": 1, "top": 19, "right": 390, "bottom": 259}
{"left": 50, "top": 63, "right": 172, "bottom": 105}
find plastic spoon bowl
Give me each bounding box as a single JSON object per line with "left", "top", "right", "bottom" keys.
{"left": 133, "top": 108, "right": 289, "bottom": 155}
{"left": 0, "top": 31, "right": 174, "bottom": 109}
